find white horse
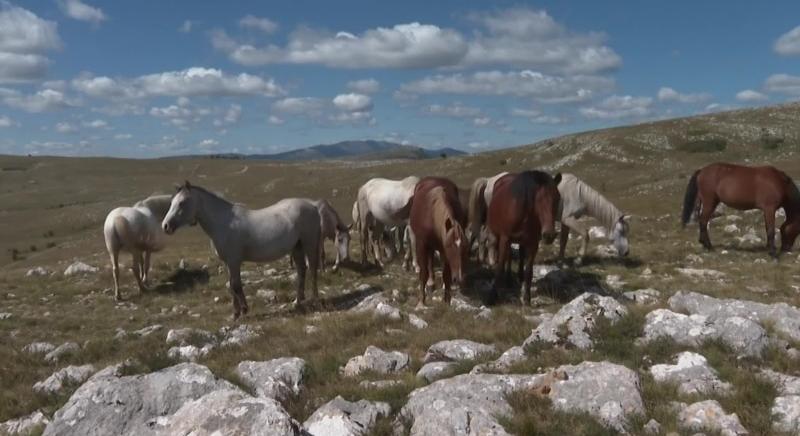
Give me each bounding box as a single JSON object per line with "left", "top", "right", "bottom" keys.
{"left": 104, "top": 195, "right": 172, "bottom": 300}
{"left": 162, "top": 182, "right": 321, "bottom": 319}
{"left": 557, "top": 173, "right": 630, "bottom": 263}
{"left": 356, "top": 176, "right": 419, "bottom": 268}
{"left": 467, "top": 172, "right": 508, "bottom": 265}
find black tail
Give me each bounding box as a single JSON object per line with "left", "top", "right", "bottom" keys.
{"left": 681, "top": 170, "right": 700, "bottom": 227}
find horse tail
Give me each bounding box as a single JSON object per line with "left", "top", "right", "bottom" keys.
{"left": 468, "top": 178, "right": 488, "bottom": 240}
{"left": 681, "top": 170, "right": 700, "bottom": 227}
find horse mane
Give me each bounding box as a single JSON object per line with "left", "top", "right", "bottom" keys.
{"left": 134, "top": 194, "right": 173, "bottom": 219}
{"left": 783, "top": 174, "right": 800, "bottom": 216}
{"left": 560, "top": 173, "right": 623, "bottom": 230}
{"left": 428, "top": 186, "right": 462, "bottom": 237}
{"left": 509, "top": 170, "right": 554, "bottom": 210}
{"left": 468, "top": 177, "right": 488, "bottom": 226}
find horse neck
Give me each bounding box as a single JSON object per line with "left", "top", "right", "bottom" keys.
{"left": 140, "top": 196, "right": 173, "bottom": 220}
{"left": 430, "top": 189, "right": 458, "bottom": 238}
{"left": 576, "top": 179, "right": 622, "bottom": 230}
{"left": 193, "top": 188, "right": 235, "bottom": 237}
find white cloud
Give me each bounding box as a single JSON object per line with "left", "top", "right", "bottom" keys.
{"left": 72, "top": 67, "right": 285, "bottom": 100}
{"left": 113, "top": 133, "right": 132, "bottom": 140}
{"left": 57, "top": 0, "right": 106, "bottom": 24}
{"left": 268, "top": 115, "right": 284, "bottom": 125}
{"left": 510, "top": 108, "right": 541, "bottom": 118}
{"left": 150, "top": 104, "right": 191, "bottom": 119}
{"left": 735, "top": 89, "right": 768, "bottom": 102}
{"left": 657, "top": 87, "right": 711, "bottom": 103}
{"left": 55, "top": 121, "right": 77, "bottom": 133}
{"left": 213, "top": 103, "right": 242, "bottom": 127}
{"left": 328, "top": 110, "right": 375, "bottom": 125}
{"left": 212, "top": 7, "right": 620, "bottom": 74}
{"left": 510, "top": 109, "right": 565, "bottom": 124}
{"left": 472, "top": 117, "right": 491, "bottom": 126}
{"left": 0, "top": 115, "right": 16, "bottom": 128}
{"left": 179, "top": 20, "right": 196, "bottom": 33}
{"left": 764, "top": 73, "right": 800, "bottom": 96}
{"left": 239, "top": 15, "right": 278, "bottom": 34}
{"left": 347, "top": 78, "right": 380, "bottom": 94}
{"left": 197, "top": 138, "right": 219, "bottom": 149}
{"left": 332, "top": 93, "right": 372, "bottom": 112}
{"left": 775, "top": 25, "right": 800, "bottom": 56}
{"left": 272, "top": 97, "right": 326, "bottom": 115}
{"left": 425, "top": 102, "right": 481, "bottom": 118}
{"left": 82, "top": 119, "right": 107, "bottom": 129}
{"left": 401, "top": 70, "right": 612, "bottom": 102}
{"left": 0, "top": 4, "right": 60, "bottom": 83}
{"left": 702, "top": 102, "right": 739, "bottom": 113}
{"left": 1, "top": 87, "right": 76, "bottom": 113}
{"left": 580, "top": 95, "right": 652, "bottom": 119}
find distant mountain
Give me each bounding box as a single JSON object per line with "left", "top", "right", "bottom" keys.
{"left": 175, "top": 140, "right": 467, "bottom": 161}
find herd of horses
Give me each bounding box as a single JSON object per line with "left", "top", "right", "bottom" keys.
{"left": 102, "top": 161, "right": 800, "bottom": 319}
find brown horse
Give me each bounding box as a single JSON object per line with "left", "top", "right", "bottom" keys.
{"left": 681, "top": 162, "right": 800, "bottom": 256}
{"left": 409, "top": 177, "right": 468, "bottom": 305}
{"left": 486, "top": 171, "right": 562, "bottom": 305}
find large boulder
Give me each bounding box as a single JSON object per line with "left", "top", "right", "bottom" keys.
{"left": 33, "top": 365, "right": 95, "bottom": 395}
{"left": 669, "top": 290, "right": 800, "bottom": 342}
{"left": 1, "top": 411, "right": 50, "bottom": 435}
{"left": 43, "top": 363, "right": 235, "bottom": 436}
{"left": 220, "top": 324, "right": 262, "bottom": 347}
{"left": 304, "top": 395, "right": 391, "bottom": 436}
{"left": 236, "top": 358, "right": 308, "bottom": 402}
{"left": 165, "top": 328, "right": 216, "bottom": 346}
{"left": 416, "top": 362, "right": 458, "bottom": 383}
{"left": 151, "top": 389, "right": 302, "bottom": 436}
{"left": 64, "top": 261, "right": 99, "bottom": 276}
{"left": 341, "top": 346, "right": 410, "bottom": 377}
{"left": 676, "top": 400, "right": 748, "bottom": 436}
{"left": 759, "top": 369, "right": 800, "bottom": 433}
{"left": 523, "top": 293, "right": 628, "bottom": 350}
{"left": 44, "top": 342, "right": 80, "bottom": 363}
{"left": 649, "top": 352, "right": 732, "bottom": 395}
{"left": 423, "top": 339, "right": 497, "bottom": 363}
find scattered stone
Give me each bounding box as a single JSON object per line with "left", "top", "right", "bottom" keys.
{"left": 677, "top": 400, "right": 748, "bottom": 436}
{"left": 152, "top": 388, "right": 303, "bottom": 435}
{"left": 374, "top": 302, "right": 403, "bottom": 320}
{"left": 450, "top": 297, "right": 481, "bottom": 314}
{"left": 623, "top": 288, "right": 661, "bottom": 305}
{"left": 350, "top": 293, "right": 402, "bottom": 320}
{"left": 132, "top": 324, "right": 162, "bottom": 337}
{"left": 220, "top": 324, "right": 262, "bottom": 347}
{"left": 63, "top": 261, "right": 99, "bottom": 276}
{"left": 523, "top": 293, "right": 628, "bottom": 350}
{"left": 772, "top": 396, "right": 800, "bottom": 434}
{"left": 359, "top": 379, "right": 402, "bottom": 390}
{"left": 236, "top": 358, "right": 307, "bottom": 402}
{"left": 0, "top": 312, "right": 11, "bottom": 320}
{"left": 759, "top": 369, "right": 800, "bottom": 395}
{"left": 167, "top": 345, "right": 215, "bottom": 362}
{"left": 341, "top": 346, "right": 410, "bottom": 377}
{"left": 44, "top": 342, "right": 80, "bottom": 363}
{"left": 724, "top": 224, "right": 740, "bottom": 233}
{"left": 470, "top": 346, "right": 526, "bottom": 374}
{"left": 407, "top": 314, "right": 428, "bottom": 329}
{"left": 669, "top": 290, "right": 800, "bottom": 342}
{"left": 23, "top": 341, "right": 55, "bottom": 355}
{"left": 0, "top": 411, "right": 50, "bottom": 435}
{"left": 676, "top": 268, "right": 725, "bottom": 280}
{"left": 649, "top": 352, "right": 732, "bottom": 395}
{"left": 256, "top": 288, "right": 278, "bottom": 302}
{"left": 738, "top": 230, "right": 762, "bottom": 245}
{"left": 26, "top": 267, "right": 50, "bottom": 277}
{"left": 417, "top": 362, "right": 458, "bottom": 383}
{"left": 33, "top": 365, "right": 95, "bottom": 395}
{"left": 605, "top": 274, "right": 625, "bottom": 289}
{"left": 643, "top": 418, "right": 661, "bottom": 435}
{"left": 475, "top": 307, "right": 493, "bottom": 320}
{"left": 43, "top": 363, "right": 236, "bottom": 436}
{"left": 640, "top": 308, "right": 768, "bottom": 357}
{"left": 304, "top": 325, "right": 320, "bottom": 335}
{"left": 304, "top": 396, "right": 391, "bottom": 436}
{"left": 685, "top": 253, "right": 704, "bottom": 264}
{"left": 165, "top": 327, "right": 216, "bottom": 346}
{"left": 423, "top": 339, "right": 497, "bottom": 363}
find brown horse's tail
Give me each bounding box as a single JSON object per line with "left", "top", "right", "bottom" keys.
{"left": 681, "top": 170, "right": 700, "bottom": 227}
{"left": 467, "top": 177, "right": 488, "bottom": 244}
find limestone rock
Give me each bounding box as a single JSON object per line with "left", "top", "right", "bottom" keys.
{"left": 341, "top": 346, "right": 410, "bottom": 377}
{"left": 64, "top": 261, "right": 99, "bottom": 276}
{"left": 416, "top": 362, "right": 458, "bottom": 383}
{"left": 236, "top": 358, "right": 307, "bottom": 402}
{"left": 423, "top": 339, "right": 497, "bottom": 363}
{"left": 304, "top": 395, "right": 390, "bottom": 436}
{"left": 649, "top": 352, "right": 732, "bottom": 395}
{"left": 677, "top": 400, "right": 748, "bottom": 436}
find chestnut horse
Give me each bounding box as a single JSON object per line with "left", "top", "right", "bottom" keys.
{"left": 409, "top": 177, "right": 468, "bottom": 305}
{"left": 682, "top": 162, "right": 800, "bottom": 256}
{"left": 486, "top": 171, "right": 562, "bottom": 305}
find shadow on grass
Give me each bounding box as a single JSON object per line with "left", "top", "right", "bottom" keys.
{"left": 152, "top": 267, "right": 210, "bottom": 294}
{"left": 335, "top": 259, "right": 386, "bottom": 277}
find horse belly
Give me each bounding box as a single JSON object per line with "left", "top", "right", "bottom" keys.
{"left": 243, "top": 230, "right": 299, "bottom": 263}
{"left": 370, "top": 196, "right": 409, "bottom": 225}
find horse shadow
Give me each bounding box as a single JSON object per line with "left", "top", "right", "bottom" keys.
{"left": 252, "top": 284, "right": 385, "bottom": 319}
{"left": 151, "top": 267, "right": 210, "bottom": 294}
{"left": 334, "top": 259, "right": 385, "bottom": 277}
{"left": 564, "top": 255, "right": 643, "bottom": 269}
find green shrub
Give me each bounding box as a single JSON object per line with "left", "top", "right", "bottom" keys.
{"left": 676, "top": 138, "right": 727, "bottom": 153}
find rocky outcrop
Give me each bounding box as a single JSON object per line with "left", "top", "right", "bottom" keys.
{"left": 649, "top": 352, "right": 732, "bottom": 395}
{"left": 44, "top": 342, "right": 80, "bottom": 363}
{"left": 304, "top": 396, "right": 391, "bottom": 436}
{"left": 416, "top": 362, "right": 458, "bottom": 383}
{"left": 1, "top": 411, "right": 50, "bottom": 435}
{"left": 235, "top": 358, "right": 307, "bottom": 402}
{"left": 33, "top": 365, "right": 95, "bottom": 395}
{"left": 341, "top": 346, "right": 410, "bottom": 377}
{"left": 422, "top": 339, "right": 497, "bottom": 363}
{"left": 676, "top": 400, "right": 748, "bottom": 435}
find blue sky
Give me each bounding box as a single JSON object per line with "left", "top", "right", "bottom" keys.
{"left": 0, "top": 0, "right": 798, "bottom": 157}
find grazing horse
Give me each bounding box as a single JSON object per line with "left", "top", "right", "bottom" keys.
{"left": 681, "top": 162, "right": 800, "bottom": 256}
{"left": 467, "top": 172, "right": 508, "bottom": 263}
{"left": 104, "top": 195, "right": 172, "bottom": 300}
{"left": 356, "top": 176, "right": 419, "bottom": 268}
{"left": 486, "top": 171, "right": 562, "bottom": 305}
{"left": 162, "top": 182, "right": 321, "bottom": 319}
{"left": 410, "top": 177, "right": 468, "bottom": 305}
{"left": 351, "top": 200, "right": 396, "bottom": 262}
{"left": 557, "top": 173, "right": 630, "bottom": 263}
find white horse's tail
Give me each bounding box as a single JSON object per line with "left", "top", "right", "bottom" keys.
{"left": 105, "top": 215, "right": 132, "bottom": 255}
{"left": 467, "top": 177, "right": 488, "bottom": 245}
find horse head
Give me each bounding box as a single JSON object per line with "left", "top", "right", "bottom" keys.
{"left": 535, "top": 172, "right": 562, "bottom": 244}
{"left": 443, "top": 217, "right": 468, "bottom": 287}
{"left": 610, "top": 215, "right": 631, "bottom": 257}
{"left": 335, "top": 223, "right": 352, "bottom": 262}
{"left": 162, "top": 181, "right": 199, "bottom": 234}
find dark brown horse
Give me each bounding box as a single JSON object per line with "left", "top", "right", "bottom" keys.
{"left": 409, "top": 177, "right": 468, "bottom": 305}
{"left": 682, "top": 162, "right": 800, "bottom": 256}
{"left": 486, "top": 171, "right": 562, "bottom": 305}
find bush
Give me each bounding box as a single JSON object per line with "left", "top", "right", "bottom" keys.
{"left": 761, "top": 135, "right": 784, "bottom": 150}
{"left": 676, "top": 138, "right": 727, "bottom": 153}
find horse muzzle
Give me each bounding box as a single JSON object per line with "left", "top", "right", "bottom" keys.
{"left": 163, "top": 222, "right": 175, "bottom": 235}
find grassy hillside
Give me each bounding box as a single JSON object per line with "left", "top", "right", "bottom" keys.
{"left": 1, "top": 102, "right": 799, "bottom": 434}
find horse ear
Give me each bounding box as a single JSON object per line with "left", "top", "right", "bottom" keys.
{"left": 621, "top": 215, "right": 630, "bottom": 222}
{"left": 445, "top": 218, "right": 453, "bottom": 232}
{"left": 184, "top": 180, "right": 192, "bottom": 189}
{"left": 553, "top": 173, "right": 562, "bottom": 185}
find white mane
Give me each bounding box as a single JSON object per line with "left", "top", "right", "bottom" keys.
{"left": 558, "top": 173, "right": 622, "bottom": 231}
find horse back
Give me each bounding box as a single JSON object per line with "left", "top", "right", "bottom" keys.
{"left": 410, "top": 177, "right": 464, "bottom": 243}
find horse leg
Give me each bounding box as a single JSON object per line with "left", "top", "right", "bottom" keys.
{"left": 291, "top": 244, "right": 307, "bottom": 304}
{"left": 227, "top": 263, "right": 244, "bottom": 319}
{"left": 698, "top": 197, "right": 718, "bottom": 250}
{"left": 306, "top": 239, "right": 320, "bottom": 300}
{"left": 319, "top": 238, "right": 326, "bottom": 272}
{"left": 143, "top": 251, "right": 151, "bottom": 285}
{"left": 522, "top": 243, "right": 538, "bottom": 306}
{"left": 764, "top": 207, "right": 777, "bottom": 257}
{"left": 404, "top": 227, "right": 414, "bottom": 271}
{"left": 442, "top": 261, "right": 452, "bottom": 304}
{"left": 131, "top": 251, "right": 147, "bottom": 293}
{"left": 490, "top": 235, "right": 510, "bottom": 304}
{"left": 558, "top": 221, "right": 570, "bottom": 261}
{"left": 416, "top": 242, "right": 429, "bottom": 306}
{"left": 563, "top": 217, "right": 586, "bottom": 264}
{"left": 427, "top": 255, "right": 435, "bottom": 292}
{"left": 109, "top": 249, "right": 121, "bottom": 301}
{"left": 517, "top": 246, "right": 526, "bottom": 285}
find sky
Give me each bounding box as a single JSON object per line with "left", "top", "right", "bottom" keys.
{"left": 0, "top": 0, "right": 798, "bottom": 157}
